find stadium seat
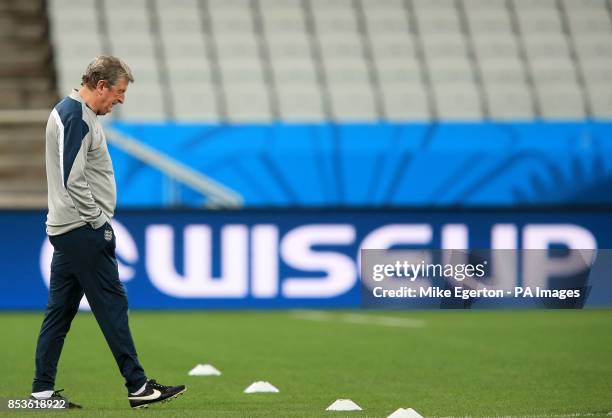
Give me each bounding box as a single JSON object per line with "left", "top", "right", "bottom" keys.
{"left": 590, "top": 89, "right": 612, "bottom": 118}
{"left": 485, "top": 84, "right": 535, "bottom": 120}
{"left": 46, "top": 0, "right": 612, "bottom": 122}
{"left": 120, "top": 87, "right": 166, "bottom": 121}
{"left": 433, "top": 83, "right": 484, "bottom": 120}
{"left": 536, "top": 84, "right": 587, "bottom": 119}
{"left": 381, "top": 82, "right": 431, "bottom": 120}
{"left": 276, "top": 86, "right": 325, "bottom": 121}
{"left": 170, "top": 84, "right": 220, "bottom": 122}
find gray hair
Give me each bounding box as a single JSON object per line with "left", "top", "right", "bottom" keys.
{"left": 81, "top": 55, "right": 134, "bottom": 89}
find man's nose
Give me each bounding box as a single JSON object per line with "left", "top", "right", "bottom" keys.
{"left": 117, "top": 94, "right": 125, "bottom": 104}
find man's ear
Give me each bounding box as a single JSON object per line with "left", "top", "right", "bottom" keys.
{"left": 95, "top": 80, "right": 107, "bottom": 94}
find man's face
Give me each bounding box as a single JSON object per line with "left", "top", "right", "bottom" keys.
{"left": 96, "top": 78, "right": 129, "bottom": 115}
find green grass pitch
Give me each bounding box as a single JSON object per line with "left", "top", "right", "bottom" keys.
{"left": 0, "top": 310, "right": 611, "bottom": 417}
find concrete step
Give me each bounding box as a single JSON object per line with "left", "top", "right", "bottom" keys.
{"left": 0, "top": 156, "right": 45, "bottom": 181}
{"left": 0, "top": 90, "right": 57, "bottom": 109}
{"left": 0, "top": 43, "right": 50, "bottom": 59}
{"left": 0, "top": 63, "right": 52, "bottom": 79}
{"left": 0, "top": 139, "right": 45, "bottom": 155}
{"left": 0, "top": 192, "right": 47, "bottom": 208}
{"left": 0, "top": 77, "right": 53, "bottom": 90}
{"left": 0, "top": 14, "right": 46, "bottom": 42}
{"left": 0, "top": 122, "right": 47, "bottom": 144}
{"left": 0, "top": 0, "right": 45, "bottom": 15}
{"left": 0, "top": 42, "right": 53, "bottom": 78}
{"left": 0, "top": 179, "right": 46, "bottom": 193}
{"left": 0, "top": 124, "right": 47, "bottom": 140}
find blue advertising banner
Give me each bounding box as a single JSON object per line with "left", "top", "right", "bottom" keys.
{"left": 110, "top": 121, "right": 612, "bottom": 207}
{"left": 1, "top": 209, "right": 611, "bottom": 310}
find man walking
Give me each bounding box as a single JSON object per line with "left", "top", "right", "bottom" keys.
{"left": 31, "top": 55, "right": 185, "bottom": 409}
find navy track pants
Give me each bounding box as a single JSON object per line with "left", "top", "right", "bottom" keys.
{"left": 32, "top": 223, "right": 147, "bottom": 393}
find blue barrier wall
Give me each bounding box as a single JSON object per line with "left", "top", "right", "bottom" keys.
{"left": 1, "top": 209, "right": 611, "bottom": 310}
{"left": 110, "top": 121, "right": 612, "bottom": 207}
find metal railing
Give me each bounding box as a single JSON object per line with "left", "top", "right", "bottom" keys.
{"left": 105, "top": 127, "right": 244, "bottom": 208}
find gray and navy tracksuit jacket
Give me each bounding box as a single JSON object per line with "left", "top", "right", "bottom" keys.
{"left": 35, "top": 93, "right": 147, "bottom": 395}
{"left": 45, "top": 90, "right": 116, "bottom": 236}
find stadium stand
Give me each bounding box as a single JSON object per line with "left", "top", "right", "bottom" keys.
{"left": 48, "top": 0, "right": 612, "bottom": 122}
{"left": 2, "top": 0, "right": 611, "bottom": 208}
{"left": 0, "top": 0, "right": 56, "bottom": 208}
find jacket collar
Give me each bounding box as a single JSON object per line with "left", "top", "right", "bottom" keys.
{"left": 69, "top": 89, "right": 97, "bottom": 118}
